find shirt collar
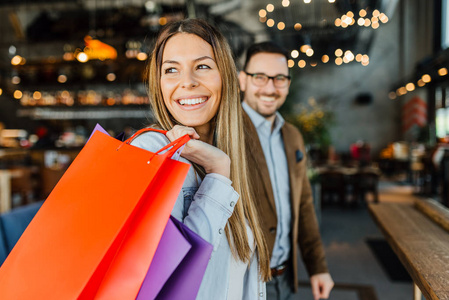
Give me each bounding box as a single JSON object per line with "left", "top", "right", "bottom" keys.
{"left": 242, "top": 101, "right": 285, "bottom": 133}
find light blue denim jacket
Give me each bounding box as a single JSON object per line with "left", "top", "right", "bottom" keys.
{"left": 131, "top": 131, "right": 266, "bottom": 300}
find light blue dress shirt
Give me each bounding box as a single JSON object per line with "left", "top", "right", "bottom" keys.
{"left": 131, "top": 131, "right": 266, "bottom": 300}
{"left": 242, "top": 102, "right": 292, "bottom": 268}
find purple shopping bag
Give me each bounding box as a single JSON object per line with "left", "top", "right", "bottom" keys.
{"left": 136, "top": 218, "right": 191, "bottom": 299}
{"left": 137, "top": 216, "right": 213, "bottom": 300}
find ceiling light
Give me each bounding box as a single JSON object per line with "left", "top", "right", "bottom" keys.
{"left": 58, "top": 75, "right": 68, "bottom": 83}
{"left": 136, "top": 52, "right": 148, "bottom": 61}
{"left": 11, "top": 55, "right": 22, "bottom": 65}
{"left": 438, "top": 68, "right": 448, "bottom": 76}
{"left": 266, "top": 4, "right": 274, "bottom": 12}
{"left": 14, "top": 90, "right": 22, "bottom": 99}
{"left": 422, "top": 74, "right": 431, "bottom": 83}
{"left": 77, "top": 52, "right": 89, "bottom": 63}
{"left": 300, "top": 45, "right": 310, "bottom": 53}
{"left": 106, "top": 73, "right": 116, "bottom": 82}
{"left": 406, "top": 83, "right": 415, "bottom": 91}
{"left": 282, "top": 0, "right": 290, "bottom": 7}
{"left": 11, "top": 76, "right": 21, "bottom": 85}
{"left": 33, "top": 91, "right": 42, "bottom": 99}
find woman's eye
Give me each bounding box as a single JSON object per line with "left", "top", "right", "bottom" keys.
{"left": 197, "top": 64, "right": 210, "bottom": 70}
{"left": 164, "top": 67, "right": 177, "bottom": 74}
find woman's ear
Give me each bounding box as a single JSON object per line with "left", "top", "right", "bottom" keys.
{"left": 238, "top": 71, "right": 247, "bottom": 92}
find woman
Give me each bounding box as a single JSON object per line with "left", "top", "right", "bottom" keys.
{"left": 131, "top": 19, "right": 271, "bottom": 299}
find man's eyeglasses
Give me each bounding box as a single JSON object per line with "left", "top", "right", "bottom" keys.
{"left": 244, "top": 71, "right": 291, "bottom": 88}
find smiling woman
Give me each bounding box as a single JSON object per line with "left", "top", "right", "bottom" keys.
{"left": 130, "top": 19, "right": 271, "bottom": 300}
{"left": 160, "top": 33, "right": 222, "bottom": 134}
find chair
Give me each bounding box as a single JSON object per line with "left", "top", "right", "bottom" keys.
{"left": 10, "top": 166, "right": 40, "bottom": 207}
{"left": 319, "top": 170, "right": 346, "bottom": 207}
{"left": 0, "top": 201, "right": 44, "bottom": 265}
{"left": 354, "top": 171, "right": 379, "bottom": 203}
{"left": 0, "top": 221, "right": 8, "bottom": 264}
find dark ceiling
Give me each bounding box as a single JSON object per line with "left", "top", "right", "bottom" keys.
{"left": 0, "top": 0, "right": 387, "bottom": 90}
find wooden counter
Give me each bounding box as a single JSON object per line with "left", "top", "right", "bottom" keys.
{"left": 368, "top": 202, "right": 449, "bottom": 300}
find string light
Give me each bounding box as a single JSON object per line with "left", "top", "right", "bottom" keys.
{"left": 405, "top": 82, "right": 415, "bottom": 91}
{"left": 388, "top": 92, "right": 397, "bottom": 100}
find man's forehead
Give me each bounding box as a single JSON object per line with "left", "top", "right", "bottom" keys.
{"left": 246, "top": 52, "right": 289, "bottom": 73}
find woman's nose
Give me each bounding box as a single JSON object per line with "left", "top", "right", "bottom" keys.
{"left": 180, "top": 71, "right": 198, "bottom": 88}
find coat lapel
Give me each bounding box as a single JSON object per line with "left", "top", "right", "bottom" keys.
{"left": 281, "top": 125, "right": 301, "bottom": 220}
{"left": 243, "top": 112, "right": 277, "bottom": 214}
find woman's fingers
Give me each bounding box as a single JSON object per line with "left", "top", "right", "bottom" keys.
{"left": 166, "top": 125, "right": 200, "bottom": 142}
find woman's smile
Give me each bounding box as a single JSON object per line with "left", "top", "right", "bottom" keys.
{"left": 176, "top": 96, "right": 208, "bottom": 106}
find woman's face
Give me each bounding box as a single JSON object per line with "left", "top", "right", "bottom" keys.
{"left": 160, "top": 33, "right": 222, "bottom": 129}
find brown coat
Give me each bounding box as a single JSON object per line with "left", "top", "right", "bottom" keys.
{"left": 243, "top": 111, "right": 328, "bottom": 291}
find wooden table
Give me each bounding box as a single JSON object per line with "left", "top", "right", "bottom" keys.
{"left": 368, "top": 202, "right": 449, "bottom": 300}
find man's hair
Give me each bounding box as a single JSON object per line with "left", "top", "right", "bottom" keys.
{"left": 242, "top": 41, "right": 289, "bottom": 70}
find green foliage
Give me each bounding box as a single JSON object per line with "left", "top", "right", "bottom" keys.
{"left": 284, "top": 99, "right": 334, "bottom": 148}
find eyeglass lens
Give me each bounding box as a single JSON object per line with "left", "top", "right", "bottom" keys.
{"left": 251, "top": 74, "right": 289, "bottom": 88}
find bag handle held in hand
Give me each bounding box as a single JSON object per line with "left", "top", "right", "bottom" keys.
{"left": 118, "top": 127, "right": 190, "bottom": 160}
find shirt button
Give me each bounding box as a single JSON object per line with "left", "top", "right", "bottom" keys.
{"left": 259, "top": 292, "right": 263, "bottom": 297}
{"left": 269, "top": 227, "right": 276, "bottom": 234}
{"left": 219, "top": 228, "right": 223, "bottom": 234}
{"left": 230, "top": 201, "right": 235, "bottom": 207}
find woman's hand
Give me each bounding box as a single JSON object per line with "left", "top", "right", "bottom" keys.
{"left": 166, "top": 125, "right": 231, "bottom": 179}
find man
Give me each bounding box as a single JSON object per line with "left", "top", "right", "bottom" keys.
{"left": 239, "top": 41, "right": 334, "bottom": 300}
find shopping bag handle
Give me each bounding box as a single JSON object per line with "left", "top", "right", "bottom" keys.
{"left": 119, "top": 127, "right": 190, "bottom": 160}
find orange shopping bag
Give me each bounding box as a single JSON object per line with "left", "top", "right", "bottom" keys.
{"left": 0, "top": 128, "right": 190, "bottom": 300}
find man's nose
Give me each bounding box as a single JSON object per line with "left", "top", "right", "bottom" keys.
{"left": 261, "top": 78, "right": 277, "bottom": 93}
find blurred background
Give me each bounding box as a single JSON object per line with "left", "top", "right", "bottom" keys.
{"left": 0, "top": 1, "right": 448, "bottom": 299}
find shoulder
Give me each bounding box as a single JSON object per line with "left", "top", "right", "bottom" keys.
{"left": 130, "top": 129, "right": 170, "bottom": 153}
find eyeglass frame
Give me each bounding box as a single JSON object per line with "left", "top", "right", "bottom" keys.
{"left": 244, "top": 71, "right": 291, "bottom": 88}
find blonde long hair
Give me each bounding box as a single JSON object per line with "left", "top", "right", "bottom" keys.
{"left": 145, "top": 19, "right": 270, "bottom": 281}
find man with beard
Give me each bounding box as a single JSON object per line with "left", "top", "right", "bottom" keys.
{"left": 239, "top": 41, "right": 334, "bottom": 300}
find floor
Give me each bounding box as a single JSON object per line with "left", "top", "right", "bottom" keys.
{"left": 293, "top": 179, "right": 425, "bottom": 300}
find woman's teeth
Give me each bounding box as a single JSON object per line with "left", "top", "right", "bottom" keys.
{"left": 178, "top": 98, "right": 207, "bottom": 105}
